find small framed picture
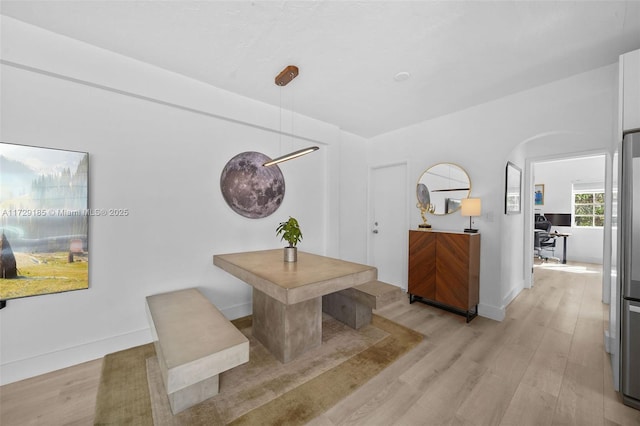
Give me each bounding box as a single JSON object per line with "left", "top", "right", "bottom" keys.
{"left": 534, "top": 184, "right": 545, "bottom": 206}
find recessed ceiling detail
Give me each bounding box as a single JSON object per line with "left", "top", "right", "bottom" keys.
{"left": 394, "top": 71, "right": 411, "bottom": 82}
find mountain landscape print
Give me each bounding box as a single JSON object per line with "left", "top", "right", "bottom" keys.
{"left": 0, "top": 142, "right": 89, "bottom": 301}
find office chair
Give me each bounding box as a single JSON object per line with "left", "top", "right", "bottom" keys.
{"left": 534, "top": 218, "right": 559, "bottom": 262}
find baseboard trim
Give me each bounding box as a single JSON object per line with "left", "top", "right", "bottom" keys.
{"left": 478, "top": 303, "right": 505, "bottom": 322}
{"left": 568, "top": 257, "right": 603, "bottom": 265}
{"left": 0, "top": 328, "right": 152, "bottom": 386}
{"left": 502, "top": 283, "right": 523, "bottom": 310}
{"left": 476, "top": 280, "right": 524, "bottom": 323}
{"left": 220, "top": 301, "right": 252, "bottom": 320}
{"left": 604, "top": 330, "right": 615, "bottom": 354}
{"left": 0, "top": 302, "right": 254, "bottom": 386}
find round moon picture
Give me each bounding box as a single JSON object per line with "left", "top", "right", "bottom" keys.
{"left": 220, "top": 151, "right": 285, "bottom": 219}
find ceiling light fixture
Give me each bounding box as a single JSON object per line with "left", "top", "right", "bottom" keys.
{"left": 263, "top": 146, "right": 320, "bottom": 166}
{"left": 264, "top": 65, "right": 320, "bottom": 167}
{"left": 394, "top": 71, "right": 411, "bottom": 82}
{"left": 275, "top": 65, "right": 299, "bottom": 86}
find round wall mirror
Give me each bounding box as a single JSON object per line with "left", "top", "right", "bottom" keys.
{"left": 417, "top": 163, "right": 471, "bottom": 216}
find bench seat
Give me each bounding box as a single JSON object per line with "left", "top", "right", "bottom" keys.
{"left": 145, "top": 288, "right": 249, "bottom": 414}
{"left": 322, "top": 280, "right": 402, "bottom": 329}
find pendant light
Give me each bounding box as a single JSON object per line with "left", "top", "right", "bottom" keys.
{"left": 264, "top": 65, "right": 319, "bottom": 167}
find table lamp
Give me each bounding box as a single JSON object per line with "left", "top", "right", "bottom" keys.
{"left": 461, "top": 198, "right": 482, "bottom": 233}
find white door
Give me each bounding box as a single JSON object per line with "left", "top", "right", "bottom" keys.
{"left": 369, "top": 163, "right": 407, "bottom": 290}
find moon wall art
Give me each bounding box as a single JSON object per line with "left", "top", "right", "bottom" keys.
{"left": 220, "top": 151, "right": 285, "bottom": 219}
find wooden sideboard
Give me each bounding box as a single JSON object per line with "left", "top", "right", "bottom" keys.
{"left": 408, "top": 230, "right": 480, "bottom": 322}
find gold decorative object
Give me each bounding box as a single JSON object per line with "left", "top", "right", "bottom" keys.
{"left": 417, "top": 201, "right": 435, "bottom": 229}
{"left": 416, "top": 182, "right": 435, "bottom": 228}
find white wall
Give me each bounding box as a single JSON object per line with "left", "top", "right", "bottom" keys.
{"left": 534, "top": 156, "right": 606, "bottom": 264}
{"left": 0, "top": 17, "right": 342, "bottom": 385}
{"left": 338, "top": 131, "right": 369, "bottom": 264}
{"left": 356, "top": 64, "right": 617, "bottom": 321}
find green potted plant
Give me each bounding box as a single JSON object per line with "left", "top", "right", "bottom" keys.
{"left": 276, "top": 216, "right": 303, "bottom": 262}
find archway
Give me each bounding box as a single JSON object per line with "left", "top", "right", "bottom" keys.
{"left": 504, "top": 130, "right": 612, "bottom": 302}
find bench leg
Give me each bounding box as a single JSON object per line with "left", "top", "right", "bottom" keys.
{"left": 322, "top": 291, "right": 372, "bottom": 330}
{"left": 167, "top": 374, "right": 220, "bottom": 414}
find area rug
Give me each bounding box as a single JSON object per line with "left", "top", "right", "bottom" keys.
{"left": 94, "top": 314, "right": 422, "bottom": 425}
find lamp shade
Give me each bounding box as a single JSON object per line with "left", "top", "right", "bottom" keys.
{"left": 461, "top": 198, "right": 482, "bottom": 217}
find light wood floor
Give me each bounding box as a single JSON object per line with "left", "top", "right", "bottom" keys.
{"left": 1, "top": 262, "right": 639, "bottom": 425}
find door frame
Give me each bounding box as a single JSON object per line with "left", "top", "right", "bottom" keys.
{"left": 523, "top": 149, "right": 611, "bottom": 303}
{"left": 367, "top": 161, "right": 410, "bottom": 291}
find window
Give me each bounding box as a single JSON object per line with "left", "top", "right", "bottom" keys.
{"left": 572, "top": 183, "right": 604, "bottom": 227}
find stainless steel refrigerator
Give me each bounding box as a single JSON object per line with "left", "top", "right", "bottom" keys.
{"left": 620, "top": 129, "right": 640, "bottom": 410}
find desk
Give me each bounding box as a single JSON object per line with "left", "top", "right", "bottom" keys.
{"left": 213, "top": 249, "right": 377, "bottom": 363}
{"left": 553, "top": 232, "right": 571, "bottom": 264}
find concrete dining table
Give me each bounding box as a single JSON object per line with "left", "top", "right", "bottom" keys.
{"left": 213, "top": 249, "right": 378, "bottom": 363}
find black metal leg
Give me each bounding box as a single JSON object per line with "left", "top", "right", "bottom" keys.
{"left": 466, "top": 305, "right": 478, "bottom": 323}
{"left": 562, "top": 236, "right": 567, "bottom": 264}
{"left": 408, "top": 295, "right": 477, "bottom": 323}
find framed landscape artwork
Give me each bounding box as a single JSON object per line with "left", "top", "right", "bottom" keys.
{"left": 505, "top": 161, "right": 522, "bottom": 214}
{"left": 0, "top": 142, "right": 89, "bottom": 302}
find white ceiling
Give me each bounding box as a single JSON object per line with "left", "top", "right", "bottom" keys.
{"left": 2, "top": 1, "right": 639, "bottom": 138}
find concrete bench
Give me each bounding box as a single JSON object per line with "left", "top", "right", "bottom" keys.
{"left": 322, "top": 280, "right": 402, "bottom": 329}
{"left": 145, "top": 288, "right": 249, "bottom": 414}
